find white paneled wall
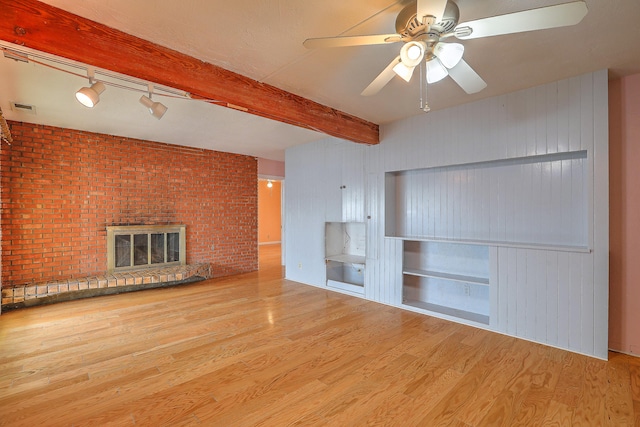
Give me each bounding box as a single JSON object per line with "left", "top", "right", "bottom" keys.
{"left": 285, "top": 70, "right": 608, "bottom": 359}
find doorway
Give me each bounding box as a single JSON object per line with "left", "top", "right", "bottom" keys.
{"left": 258, "top": 178, "right": 283, "bottom": 269}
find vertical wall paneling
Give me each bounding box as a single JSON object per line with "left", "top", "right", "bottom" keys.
{"left": 496, "top": 247, "right": 507, "bottom": 331}
{"left": 515, "top": 249, "right": 527, "bottom": 337}
{"left": 285, "top": 70, "right": 608, "bottom": 359}
{"left": 591, "top": 70, "right": 609, "bottom": 359}
{"left": 556, "top": 251, "right": 570, "bottom": 349}
{"left": 489, "top": 246, "right": 499, "bottom": 329}
{"left": 534, "top": 250, "right": 548, "bottom": 343}
{"left": 366, "top": 173, "right": 379, "bottom": 261}
{"left": 341, "top": 146, "right": 365, "bottom": 223}
{"left": 505, "top": 248, "right": 517, "bottom": 336}
{"left": 557, "top": 78, "right": 570, "bottom": 153}
{"left": 285, "top": 141, "right": 335, "bottom": 287}
{"left": 568, "top": 254, "right": 583, "bottom": 352}
{"left": 581, "top": 252, "right": 595, "bottom": 356}
{"left": 324, "top": 144, "right": 343, "bottom": 223}
{"left": 546, "top": 251, "right": 559, "bottom": 347}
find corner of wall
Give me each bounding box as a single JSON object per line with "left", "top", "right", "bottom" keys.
{"left": 608, "top": 72, "right": 640, "bottom": 356}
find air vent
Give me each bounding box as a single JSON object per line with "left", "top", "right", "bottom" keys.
{"left": 3, "top": 50, "right": 28, "bottom": 63}
{"left": 10, "top": 102, "right": 36, "bottom": 115}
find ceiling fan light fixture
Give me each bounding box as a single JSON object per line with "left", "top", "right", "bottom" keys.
{"left": 393, "top": 41, "right": 426, "bottom": 82}
{"left": 75, "top": 81, "right": 105, "bottom": 108}
{"left": 407, "top": 44, "right": 423, "bottom": 61}
{"left": 426, "top": 58, "right": 448, "bottom": 83}
{"left": 392, "top": 61, "right": 416, "bottom": 82}
{"left": 399, "top": 41, "right": 426, "bottom": 68}
{"left": 433, "top": 42, "right": 465, "bottom": 69}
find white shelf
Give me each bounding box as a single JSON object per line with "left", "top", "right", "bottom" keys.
{"left": 327, "top": 279, "right": 364, "bottom": 295}
{"left": 387, "top": 235, "right": 590, "bottom": 253}
{"left": 403, "top": 268, "right": 489, "bottom": 286}
{"left": 403, "top": 299, "right": 490, "bottom": 325}
{"left": 326, "top": 254, "right": 366, "bottom": 265}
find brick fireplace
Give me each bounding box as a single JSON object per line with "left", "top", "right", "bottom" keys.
{"left": 0, "top": 122, "right": 258, "bottom": 311}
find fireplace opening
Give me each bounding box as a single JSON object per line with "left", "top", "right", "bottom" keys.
{"left": 107, "top": 225, "right": 186, "bottom": 273}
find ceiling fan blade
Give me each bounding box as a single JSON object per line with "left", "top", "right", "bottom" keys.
{"left": 361, "top": 56, "right": 401, "bottom": 96}
{"left": 455, "top": 1, "right": 588, "bottom": 40}
{"left": 303, "top": 34, "right": 402, "bottom": 49}
{"left": 447, "top": 59, "right": 487, "bottom": 94}
{"left": 417, "top": 0, "right": 448, "bottom": 23}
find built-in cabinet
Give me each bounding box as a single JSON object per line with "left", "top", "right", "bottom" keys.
{"left": 325, "top": 222, "right": 366, "bottom": 295}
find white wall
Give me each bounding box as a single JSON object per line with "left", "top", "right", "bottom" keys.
{"left": 285, "top": 70, "right": 609, "bottom": 359}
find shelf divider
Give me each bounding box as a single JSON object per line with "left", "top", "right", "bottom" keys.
{"left": 403, "top": 299, "right": 490, "bottom": 325}
{"left": 403, "top": 268, "right": 489, "bottom": 286}
{"left": 325, "top": 254, "right": 366, "bottom": 265}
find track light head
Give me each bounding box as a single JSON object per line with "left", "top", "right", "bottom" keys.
{"left": 139, "top": 95, "right": 168, "bottom": 119}
{"left": 75, "top": 81, "right": 105, "bottom": 108}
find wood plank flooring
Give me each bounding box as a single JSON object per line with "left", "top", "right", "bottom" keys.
{"left": 0, "top": 244, "right": 638, "bottom": 426}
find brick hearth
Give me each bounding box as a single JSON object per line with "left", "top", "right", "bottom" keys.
{"left": 1, "top": 263, "right": 211, "bottom": 310}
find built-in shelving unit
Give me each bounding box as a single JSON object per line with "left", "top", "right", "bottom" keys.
{"left": 325, "top": 222, "right": 366, "bottom": 295}
{"left": 402, "top": 240, "right": 490, "bottom": 325}
{"left": 385, "top": 151, "right": 592, "bottom": 327}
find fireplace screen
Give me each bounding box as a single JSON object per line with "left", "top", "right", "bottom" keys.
{"left": 107, "top": 225, "right": 186, "bottom": 272}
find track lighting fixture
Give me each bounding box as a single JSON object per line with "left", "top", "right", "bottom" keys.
{"left": 75, "top": 68, "right": 105, "bottom": 108}
{"left": 2, "top": 44, "right": 189, "bottom": 118}
{"left": 139, "top": 84, "right": 168, "bottom": 119}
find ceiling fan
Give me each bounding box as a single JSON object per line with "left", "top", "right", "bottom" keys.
{"left": 304, "top": 0, "right": 588, "bottom": 111}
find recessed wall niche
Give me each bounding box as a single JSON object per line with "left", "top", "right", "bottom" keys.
{"left": 385, "top": 150, "right": 589, "bottom": 250}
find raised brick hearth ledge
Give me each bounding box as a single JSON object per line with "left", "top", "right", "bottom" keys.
{"left": 1, "top": 264, "right": 211, "bottom": 311}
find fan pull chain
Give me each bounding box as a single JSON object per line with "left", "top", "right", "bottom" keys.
{"left": 419, "top": 60, "right": 430, "bottom": 113}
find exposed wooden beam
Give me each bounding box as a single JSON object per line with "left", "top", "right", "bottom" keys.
{"left": 0, "top": 0, "right": 379, "bottom": 145}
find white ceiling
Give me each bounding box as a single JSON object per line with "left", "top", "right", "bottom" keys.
{"left": 2, "top": 0, "right": 640, "bottom": 161}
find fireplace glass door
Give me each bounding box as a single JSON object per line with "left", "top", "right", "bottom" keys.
{"left": 107, "top": 225, "right": 186, "bottom": 273}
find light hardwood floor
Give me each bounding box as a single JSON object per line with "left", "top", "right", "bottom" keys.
{"left": 0, "top": 244, "right": 638, "bottom": 426}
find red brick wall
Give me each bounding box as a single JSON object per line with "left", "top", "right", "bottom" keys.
{"left": 1, "top": 122, "right": 258, "bottom": 286}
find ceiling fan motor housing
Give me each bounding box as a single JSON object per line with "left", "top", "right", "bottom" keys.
{"left": 395, "top": 0, "right": 460, "bottom": 40}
